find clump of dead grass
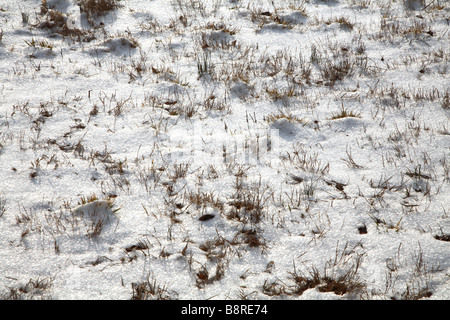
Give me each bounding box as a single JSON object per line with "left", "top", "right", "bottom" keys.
{"left": 79, "top": 0, "right": 121, "bottom": 17}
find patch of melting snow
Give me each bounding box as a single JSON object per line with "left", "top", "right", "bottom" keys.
{"left": 72, "top": 200, "right": 117, "bottom": 224}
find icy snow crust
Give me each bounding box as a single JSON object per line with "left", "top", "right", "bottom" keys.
{"left": 0, "top": 0, "right": 449, "bottom": 299}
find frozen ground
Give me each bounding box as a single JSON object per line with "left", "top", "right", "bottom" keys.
{"left": 0, "top": 0, "right": 449, "bottom": 300}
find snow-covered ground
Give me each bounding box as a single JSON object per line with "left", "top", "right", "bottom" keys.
{"left": 0, "top": 0, "right": 449, "bottom": 300}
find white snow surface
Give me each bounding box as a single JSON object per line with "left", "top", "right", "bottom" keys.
{"left": 0, "top": 0, "right": 449, "bottom": 300}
